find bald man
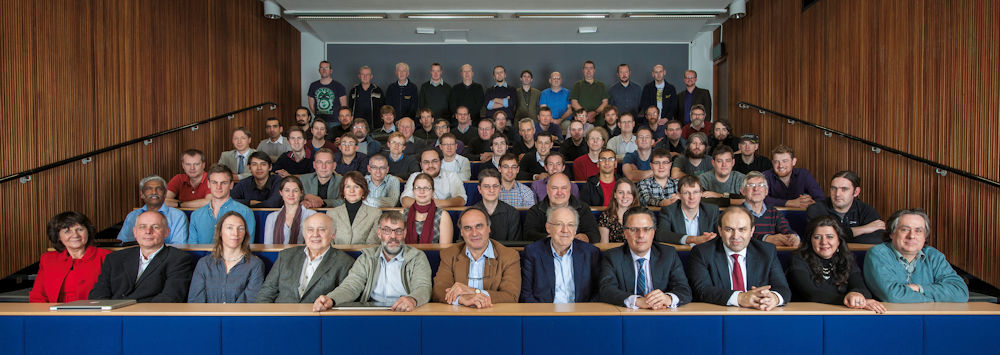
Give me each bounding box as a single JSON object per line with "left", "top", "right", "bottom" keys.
{"left": 257, "top": 214, "right": 354, "bottom": 303}
{"left": 523, "top": 173, "right": 600, "bottom": 242}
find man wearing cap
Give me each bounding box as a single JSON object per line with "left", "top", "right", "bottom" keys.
{"left": 733, "top": 133, "right": 773, "bottom": 175}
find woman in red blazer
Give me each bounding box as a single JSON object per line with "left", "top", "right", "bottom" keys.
{"left": 29, "top": 211, "right": 111, "bottom": 303}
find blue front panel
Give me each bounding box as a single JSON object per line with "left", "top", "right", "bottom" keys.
{"left": 123, "top": 316, "right": 220, "bottom": 355}
{"left": 322, "top": 316, "right": 421, "bottom": 355}
{"left": 925, "top": 315, "right": 1000, "bottom": 354}
{"left": 0, "top": 316, "right": 24, "bottom": 355}
{"left": 421, "top": 316, "right": 521, "bottom": 355}
{"left": 25, "top": 316, "right": 122, "bottom": 355}
{"left": 523, "top": 316, "right": 622, "bottom": 355}
{"left": 253, "top": 211, "right": 270, "bottom": 240}
{"left": 623, "top": 315, "right": 722, "bottom": 355}
{"left": 723, "top": 315, "right": 821, "bottom": 355}
{"left": 221, "top": 316, "right": 319, "bottom": 355}
{"left": 823, "top": 315, "right": 921, "bottom": 355}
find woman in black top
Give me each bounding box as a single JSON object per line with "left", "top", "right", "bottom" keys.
{"left": 786, "top": 216, "right": 886, "bottom": 313}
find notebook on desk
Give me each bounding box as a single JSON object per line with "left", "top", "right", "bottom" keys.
{"left": 332, "top": 301, "right": 393, "bottom": 310}
{"left": 50, "top": 299, "right": 136, "bottom": 311}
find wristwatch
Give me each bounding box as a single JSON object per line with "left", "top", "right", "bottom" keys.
{"left": 723, "top": 192, "right": 730, "bottom": 198}
{"left": 475, "top": 289, "right": 482, "bottom": 295}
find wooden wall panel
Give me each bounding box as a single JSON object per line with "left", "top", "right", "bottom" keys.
{"left": 0, "top": 0, "right": 300, "bottom": 277}
{"left": 720, "top": 0, "right": 1000, "bottom": 286}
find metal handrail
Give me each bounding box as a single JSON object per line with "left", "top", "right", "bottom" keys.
{"left": 0, "top": 102, "right": 278, "bottom": 185}
{"left": 736, "top": 101, "right": 1000, "bottom": 189}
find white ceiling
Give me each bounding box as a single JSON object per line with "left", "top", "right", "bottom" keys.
{"left": 274, "top": 0, "right": 733, "bottom": 44}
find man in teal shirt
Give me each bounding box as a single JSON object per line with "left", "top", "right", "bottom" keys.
{"left": 188, "top": 165, "right": 256, "bottom": 244}
{"left": 864, "top": 208, "right": 968, "bottom": 303}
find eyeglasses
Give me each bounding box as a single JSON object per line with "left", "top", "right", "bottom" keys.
{"left": 379, "top": 227, "right": 405, "bottom": 235}
{"left": 546, "top": 222, "right": 578, "bottom": 230}
{"left": 340, "top": 141, "right": 357, "bottom": 146}
{"left": 500, "top": 165, "right": 518, "bottom": 170}
{"left": 744, "top": 183, "right": 768, "bottom": 189}
{"left": 421, "top": 159, "right": 440, "bottom": 165}
{"left": 413, "top": 186, "right": 434, "bottom": 192}
{"left": 599, "top": 157, "right": 616, "bottom": 162}
{"left": 480, "top": 183, "right": 500, "bottom": 190}
{"left": 369, "top": 165, "right": 388, "bottom": 171}
{"left": 624, "top": 226, "right": 655, "bottom": 233}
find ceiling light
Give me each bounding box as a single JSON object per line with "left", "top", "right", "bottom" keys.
{"left": 624, "top": 13, "right": 718, "bottom": 19}
{"left": 416, "top": 27, "right": 436, "bottom": 34}
{"left": 402, "top": 14, "right": 497, "bottom": 20}
{"left": 295, "top": 14, "right": 388, "bottom": 20}
{"left": 578, "top": 26, "right": 598, "bottom": 34}
{"left": 730, "top": 0, "right": 747, "bottom": 19}
{"left": 515, "top": 13, "right": 609, "bottom": 19}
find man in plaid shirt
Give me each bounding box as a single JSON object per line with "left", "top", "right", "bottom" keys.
{"left": 638, "top": 148, "right": 679, "bottom": 207}
{"left": 497, "top": 153, "right": 536, "bottom": 208}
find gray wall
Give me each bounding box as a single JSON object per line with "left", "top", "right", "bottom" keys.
{"left": 323, "top": 43, "right": 689, "bottom": 98}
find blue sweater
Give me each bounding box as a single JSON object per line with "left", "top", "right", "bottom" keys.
{"left": 863, "top": 242, "right": 968, "bottom": 303}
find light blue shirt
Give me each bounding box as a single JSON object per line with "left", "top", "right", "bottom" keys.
{"left": 551, "top": 242, "right": 575, "bottom": 304}
{"left": 364, "top": 174, "right": 400, "bottom": 208}
{"left": 681, "top": 210, "right": 700, "bottom": 245}
{"left": 486, "top": 83, "right": 510, "bottom": 109}
{"left": 188, "top": 198, "right": 256, "bottom": 244}
{"left": 117, "top": 204, "right": 189, "bottom": 244}
{"left": 540, "top": 87, "right": 571, "bottom": 119}
{"left": 453, "top": 242, "right": 496, "bottom": 305}
{"left": 370, "top": 249, "right": 407, "bottom": 303}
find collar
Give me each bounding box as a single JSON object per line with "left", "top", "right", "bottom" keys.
{"left": 628, "top": 247, "right": 650, "bottom": 261}
{"left": 494, "top": 82, "right": 507, "bottom": 88}
{"left": 366, "top": 174, "right": 387, "bottom": 187}
{"left": 549, "top": 87, "right": 563, "bottom": 92}
{"left": 743, "top": 201, "right": 768, "bottom": 217}
{"left": 141, "top": 244, "right": 166, "bottom": 261}
{"left": 722, "top": 244, "right": 748, "bottom": 259}
{"left": 304, "top": 245, "right": 331, "bottom": 261}
{"left": 267, "top": 136, "right": 286, "bottom": 144}
{"left": 430, "top": 79, "right": 443, "bottom": 86}
{"left": 550, "top": 239, "right": 574, "bottom": 258}
{"left": 380, "top": 246, "right": 405, "bottom": 263}
{"left": 891, "top": 244, "right": 926, "bottom": 263}
{"left": 465, "top": 240, "right": 496, "bottom": 262}
{"left": 397, "top": 79, "right": 409, "bottom": 86}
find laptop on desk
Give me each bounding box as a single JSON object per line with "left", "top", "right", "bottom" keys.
{"left": 331, "top": 301, "right": 393, "bottom": 310}
{"left": 50, "top": 299, "right": 136, "bottom": 311}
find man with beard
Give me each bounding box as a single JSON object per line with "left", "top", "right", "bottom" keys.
{"left": 671, "top": 132, "right": 713, "bottom": 177}
{"left": 294, "top": 106, "right": 313, "bottom": 136}
{"left": 327, "top": 108, "right": 355, "bottom": 145}
{"left": 675, "top": 70, "right": 712, "bottom": 124}
{"left": 256, "top": 117, "right": 291, "bottom": 161}
{"left": 681, "top": 105, "right": 711, "bottom": 140}
{"left": 608, "top": 64, "right": 642, "bottom": 117}
{"left": 654, "top": 119, "right": 686, "bottom": 157}
{"left": 312, "top": 211, "right": 432, "bottom": 312}
{"left": 400, "top": 148, "right": 467, "bottom": 208}
{"left": 118, "top": 175, "right": 188, "bottom": 244}
{"left": 351, "top": 118, "right": 382, "bottom": 156}
{"left": 763, "top": 145, "right": 825, "bottom": 208}
{"left": 806, "top": 170, "right": 886, "bottom": 243}
{"left": 483, "top": 65, "right": 517, "bottom": 119}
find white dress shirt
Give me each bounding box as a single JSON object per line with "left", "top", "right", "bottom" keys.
{"left": 723, "top": 245, "right": 785, "bottom": 307}
{"left": 401, "top": 171, "right": 468, "bottom": 202}
{"left": 624, "top": 248, "right": 679, "bottom": 309}
{"left": 137, "top": 245, "right": 165, "bottom": 280}
{"left": 299, "top": 247, "right": 330, "bottom": 297}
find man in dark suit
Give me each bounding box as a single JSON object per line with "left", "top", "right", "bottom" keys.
{"left": 655, "top": 175, "right": 719, "bottom": 245}
{"left": 257, "top": 214, "right": 353, "bottom": 303}
{"left": 521, "top": 206, "right": 601, "bottom": 303}
{"left": 90, "top": 211, "right": 193, "bottom": 302}
{"left": 687, "top": 206, "right": 791, "bottom": 310}
{"left": 599, "top": 206, "right": 692, "bottom": 309}
{"left": 675, "top": 70, "right": 712, "bottom": 124}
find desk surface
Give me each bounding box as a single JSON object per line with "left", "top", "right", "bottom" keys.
{"left": 3, "top": 302, "right": 997, "bottom": 317}
{"left": 89, "top": 242, "right": 875, "bottom": 253}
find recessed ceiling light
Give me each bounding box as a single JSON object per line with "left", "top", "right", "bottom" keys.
{"left": 402, "top": 13, "right": 497, "bottom": 19}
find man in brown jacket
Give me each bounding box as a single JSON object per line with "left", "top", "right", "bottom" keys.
{"left": 432, "top": 207, "right": 521, "bottom": 308}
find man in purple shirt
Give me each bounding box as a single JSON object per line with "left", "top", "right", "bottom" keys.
{"left": 762, "top": 145, "right": 825, "bottom": 208}
{"left": 531, "top": 153, "right": 580, "bottom": 202}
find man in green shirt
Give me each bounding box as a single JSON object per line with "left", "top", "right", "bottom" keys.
{"left": 569, "top": 60, "right": 609, "bottom": 127}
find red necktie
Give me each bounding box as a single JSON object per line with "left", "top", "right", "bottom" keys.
{"left": 731, "top": 254, "right": 745, "bottom": 292}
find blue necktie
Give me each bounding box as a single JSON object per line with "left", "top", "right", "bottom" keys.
{"left": 636, "top": 258, "right": 647, "bottom": 296}
{"left": 237, "top": 154, "right": 244, "bottom": 174}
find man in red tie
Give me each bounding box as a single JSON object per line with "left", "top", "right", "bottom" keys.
{"left": 686, "top": 206, "right": 791, "bottom": 310}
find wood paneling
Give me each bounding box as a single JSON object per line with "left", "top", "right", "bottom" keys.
{"left": 0, "top": 0, "right": 300, "bottom": 277}
{"left": 719, "top": 0, "right": 1000, "bottom": 286}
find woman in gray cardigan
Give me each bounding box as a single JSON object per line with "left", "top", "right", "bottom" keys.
{"left": 327, "top": 171, "right": 380, "bottom": 244}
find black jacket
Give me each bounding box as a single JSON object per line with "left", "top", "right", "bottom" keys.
{"left": 675, "top": 86, "right": 713, "bottom": 123}
{"left": 639, "top": 81, "right": 678, "bottom": 123}
{"left": 599, "top": 243, "right": 692, "bottom": 306}
{"left": 580, "top": 174, "right": 623, "bottom": 207}
{"left": 687, "top": 238, "right": 792, "bottom": 306}
{"left": 89, "top": 246, "right": 194, "bottom": 302}
{"left": 348, "top": 84, "right": 385, "bottom": 127}
{"left": 805, "top": 198, "right": 885, "bottom": 243}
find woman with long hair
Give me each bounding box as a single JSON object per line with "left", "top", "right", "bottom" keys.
{"left": 598, "top": 178, "right": 640, "bottom": 243}
{"left": 188, "top": 211, "right": 265, "bottom": 303}
{"left": 263, "top": 175, "right": 317, "bottom": 244}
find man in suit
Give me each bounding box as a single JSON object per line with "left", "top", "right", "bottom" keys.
{"left": 432, "top": 207, "right": 521, "bottom": 308}
{"left": 675, "top": 70, "right": 712, "bottom": 124}
{"left": 313, "top": 211, "right": 432, "bottom": 312}
{"left": 523, "top": 173, "right": 600, "bottom": 242}
{"left": 300, "top": 148, "right": 344, "bottom": 208}
{"left": 90, "top": 211, "right": 193, "bottom": 302}
{"left": 599, "top": 206, "right": 692, "bottom": 309}
{"left": 655, "top": 175, "right": 719, "bottom": 245}
{"left": 520, "top": 206, "right": 601, "bottom": 303}
{"left": 687, "top": 206, "right": 791, "bottom": 310}
{"left": 257, "top": 213, "right": 353, "bottom": 303}
{"left": 218, "top": 126, "right": 257, "bottom": 181}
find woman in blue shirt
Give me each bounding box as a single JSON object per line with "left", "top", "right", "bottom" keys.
{"left": 188, "top": 211, "right": 265, "bottom": 303}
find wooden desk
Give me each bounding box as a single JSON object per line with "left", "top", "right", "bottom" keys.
{"left": 2, "top": 302, "right": 997, "bottom": 355}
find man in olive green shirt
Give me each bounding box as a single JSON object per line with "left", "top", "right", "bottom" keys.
{"left": 570, "top": 60, "right": 609, "bottom": 127}
{"left": 312, "top": 211, "right": 432, "bottom": 312}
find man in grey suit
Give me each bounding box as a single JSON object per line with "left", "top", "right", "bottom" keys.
{"left": 655, "top": 175, "right": 719, "bottom": 245}
{"left": 218, "top": 126, "right": 257, "bottom": 181}
{"left": 300, "top": 148, "right": 344, "bottom": 208}
{"left": 313, "top": 211, "right": 432, "bottom": 312}
{"left": 687, "top": 206, "right": 791, "bottom": 310}
{"left": 599, "top": 206, "right": 691, "bottom": 309}
{"left": 257, "top": 214, "right": 353, "bottom": 303}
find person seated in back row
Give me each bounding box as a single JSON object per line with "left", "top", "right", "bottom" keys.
{"left": 671, "top": 132, "right": 713, "bottom": 178}
{"left": 763, "top": 145, "right": 825, "bottom": 208}
{"left": 401, "top": 148, "right": 467, "bottom": 209}
{"left": 530, "top": 153, "right": 580, "bottom": 203}
{"left": 805, "top": 170, "right": 886, "bottom": 243}
{"left": 230, "top": 152, "right": 282, "bottom": 208}
{"left": 739, "top": 171, "right": 800, "bottom": 247}
{"left": 654, "top": 176, "right": 719, "bottom": 245}
{"left": 697, "top": 146, "right": 746, "bottom": 200}
{"left": 733, "top": 133, "right": 772, "bottom": 175}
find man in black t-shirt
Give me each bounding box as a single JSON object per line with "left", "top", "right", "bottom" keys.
{"left": 307, "top": 61, "right": 347, "bottom": 122}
